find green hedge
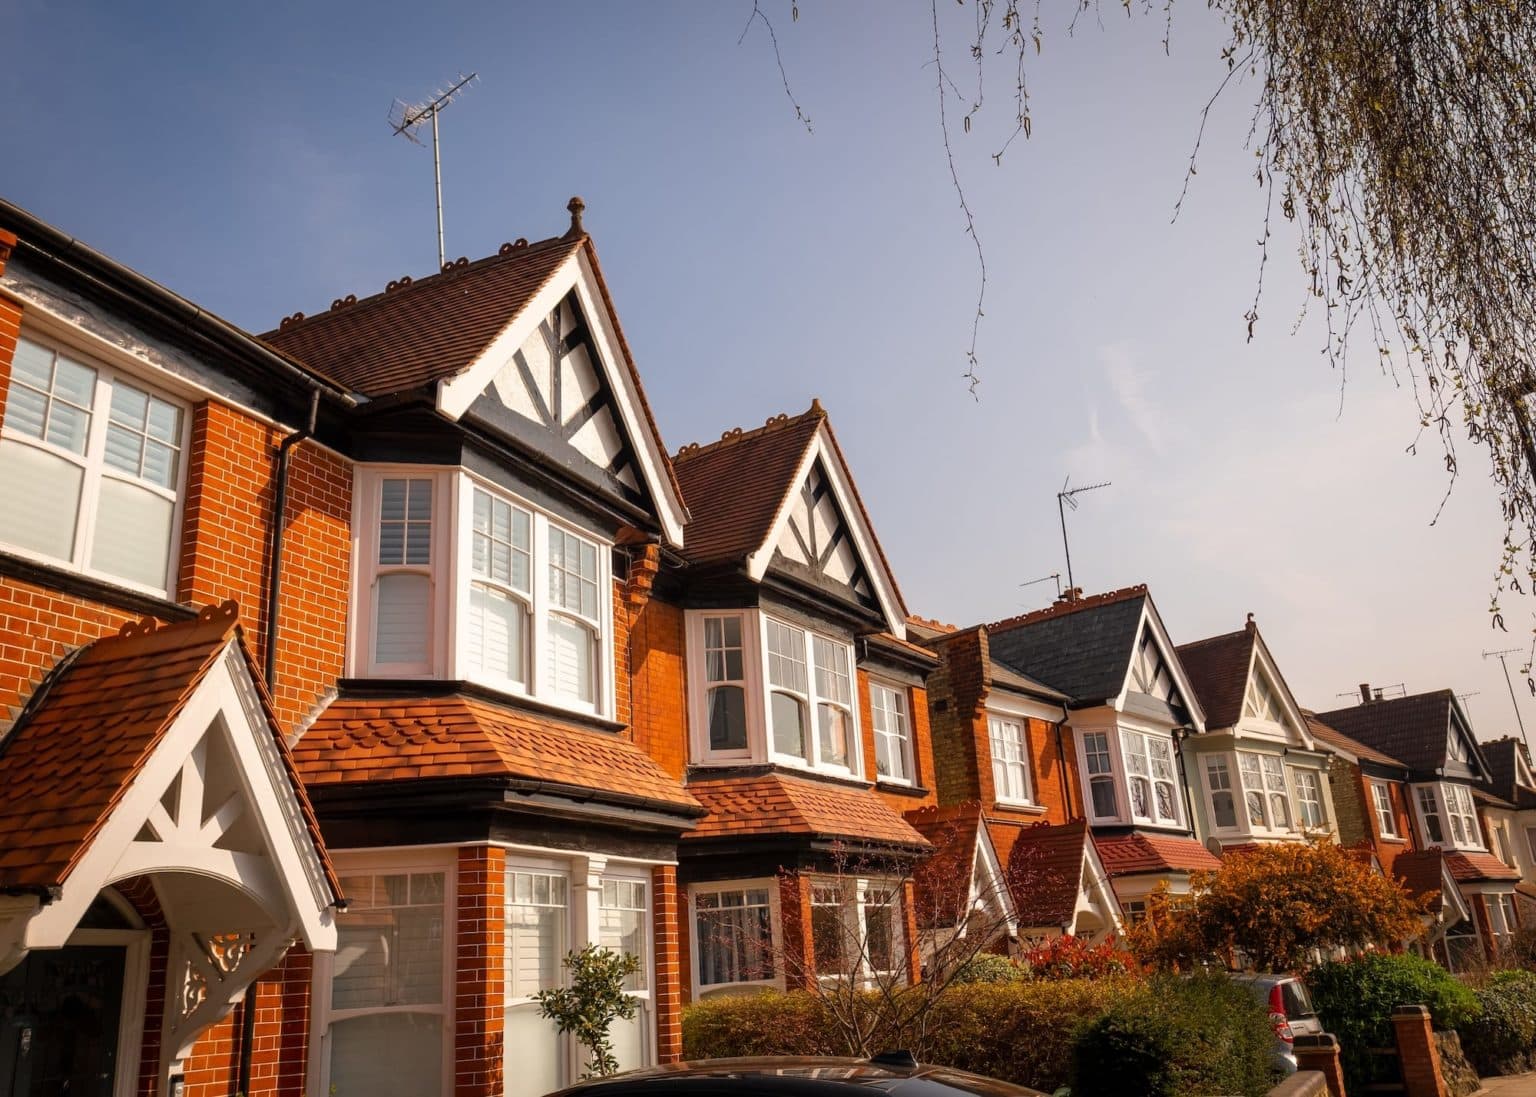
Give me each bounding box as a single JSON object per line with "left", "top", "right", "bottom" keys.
{"left": 1071, "top": 974, "right": 1275, "bottom": 1097}
{"left": 1460, "top": 970, "right": 1536, "bottom": 1077}
{"left": 1307, "top": 953, "right": 1481, "bottom": 1092}
{"left": 682, "top": 976, "right": 1272, "bottom": 1096}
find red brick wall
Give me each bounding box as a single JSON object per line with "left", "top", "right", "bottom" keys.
{"left": 652, "top": 864, "right": 683, "bottom": 1062}
{"left": 1023, "top": 716, "right": 1076, "bottom": 823}
{"left": 777, "top": 871, "right": 815, "bottom": 992}
{"left": 924, "top": 627, "right": 988, "bottom": 806}
{"left": 861, "top": 672, "right": 939, "bottom": 815}
{"left": 626, "top": 588, "right": 688, "bottom": 779}
{"left": 455, "top": 845, "right": 506, "bottom": 1097}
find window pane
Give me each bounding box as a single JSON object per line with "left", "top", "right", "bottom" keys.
{"left": 818, "top": 703, "right": 851, "bottom": 769}
{"left": 375, "top": 572, "right": 431, "bottom": 665}
{"left": 10, "top": 338, "right": 54, "bottom": 391}
{"left": 467, "top": 584, "right": 527, "bottom": 686}
{"left": 598, "top": 878, "right": 647, "bottom": 991}
{"left": 865, "top": 894, "right": 896, "bottom": 973}
{"left": 3, "top": 385, "right": 47, "bottom": 439}
{"left": 52, "top": 356, "right": 96, "bottom": 407}
{"left": 1090, "top": 777, "right": 1118, "bottom": 818}
{"left": 696, "top": 890, "right": 773, "bottom": 985}
{"left": 109, "top": 383, "right": 149, "bottom": 430}
{"left": 1155, "top": 783, "right": 1177, "bottom": 821}
{"left": 332, "top": 871, "right": 444, "bottom": 1010}
{"left": 771, "top": 692, "right": 808, "bottom": 760}
{"left": 329, "top": 1013, "right": 441, "bottom": 1097}
{"left": 708, "top": 685, "right": 748, "bottom": 751}
{"left": 1246, "top": 790, "right": 1266, "bottom": 827}
{"left": 547, "top": 615, "right": 595, "bottom": 703}
{"left": 1212, "top": 791, "right": 1237, "bottom": 829}
{"left": 766, "top": 620, "right": 808, "bottom": 693}
{"left": 1130, "top": 777, "right": 1150, "bottom": 818}
{"left": 46, "top": 402, "right": 91, "bottom": 454}
{"left": 812, "top": 899, "right": 847, "bottom": 975}
{"left": 507, "top": 872, "right": 569, "bottom": 998}
{"left": 89, "top": 477, "right": 174, "bottom": 589}
{"left": 0, "top": 439, "right": 83, "bottom": 562}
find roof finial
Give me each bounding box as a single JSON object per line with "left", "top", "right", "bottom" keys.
{"left": 566, "top": 196, "right": 586, "bottom": 237}
{"left": 809, "top": 397, "right": 825, "bottom": 417}
{"left": 1245, "top": 612, "right": 1256, "bottom": 632}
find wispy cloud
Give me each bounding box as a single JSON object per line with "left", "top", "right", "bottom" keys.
{"left": 1100, "top": 342, "right": 1167, "bottom": 456}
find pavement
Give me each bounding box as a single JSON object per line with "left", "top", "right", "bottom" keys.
{"left": 1478, "top": 1073, "right": 1536, "bottom": 1095}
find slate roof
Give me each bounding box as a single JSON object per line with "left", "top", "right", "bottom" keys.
{"left": 985, "top": 587, "right": 1149, "bottom": 706}
{"left": 1176, "top": 627, "right": 1255, "bottom": 730}
{"left": 1304, "top": 714, "right": 1407, "bottom": 770}
{"left": 1313, "top": 691, "right": 1467, "bottom": 775}
{"left": 685, "top": 772, "right": 930, "bottom": 850}
{"left": 0, "top": 604, "right": 339, "bottom": 898}
{"left": 1093, "top": 831, "right": 1222, "bottom": 878}
{"left": 1007, "top": 820, "right": 1093, "bottom": 929}
{"left": 294, "top": 693, "right": 702, "bottom": 816}
{"left": 261, "top": 234, "right": 582, "bottom": 397}
{"left": 1481, "top": 737, "right": 1536, "bottom": 809}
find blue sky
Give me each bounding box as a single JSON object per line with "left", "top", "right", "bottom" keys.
{"left": 6, "top": 2, "right": 1526, "bottom": 734}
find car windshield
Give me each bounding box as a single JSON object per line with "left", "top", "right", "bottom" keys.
{"left": 1282, "top": 980, "right": 1316, "bottom": 1018}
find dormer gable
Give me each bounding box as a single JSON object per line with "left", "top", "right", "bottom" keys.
{"left": 673, "top": 402, "right": 907, "bottom": 638}
{"left": 1117, "top": 604, "right": 1203, "bottom": 730}
{"left": 1178, "top": 621, "right": 1313, "bottom": 748}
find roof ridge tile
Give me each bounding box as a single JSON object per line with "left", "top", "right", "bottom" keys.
{"left": 672, "top": 399, "right": 825, "bottom": 463}
{"left": 986, "top": 584, "right": 1149, "bottom": 633}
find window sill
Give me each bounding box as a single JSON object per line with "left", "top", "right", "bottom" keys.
{"left": 995, "top": 800, "right": 1046, "bottom": 815}
{"left": 0, "top": 550, "right": 196, "bottom": 624}
{"left": 1379, "top": 836, "right": 1408, "bottom": 845}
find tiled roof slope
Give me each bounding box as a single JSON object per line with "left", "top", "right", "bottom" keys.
{"left": 1094, "top": 831, "right": 1222, "bottom": 878}
{"left": 985, "top": 587, "right": 1148, "bottom": 706}
{"left": 1313, "top": 691, "right": 1461, "bottom": 774}
{"left": 0, "top": 604, "right": 339, "bottom": 898}
{"left": 907, "top": 803, "right": 984, "bottom": 929}
{"left": 261, "top": 235, "right": 581, "bottom": 397}
{"left": 1482, "top": 737, "right": 1536, "bottom": 808}
{"left": 294, "top": 694, "right": 701, "bottom": 815}
{"left": 1008, "top": 820, "right": 1092, "bottom": 928}
{"left": 1176, "top": 628, "right": 1254, "bottom": 729}
{"left": 1445, "top": 850, "right": 1521, "bottom": 883}
{"left": 671, "top": 405, "right": 824, "bottom": 566}
{"left": 1391, "top": 849, "right": 1448, "bottom": 908}
{"left": 686, "top": 772, "right": 930, "bottom": 849}
{"left": 1304, "top": 714, "right": 1407, "bottom": 769}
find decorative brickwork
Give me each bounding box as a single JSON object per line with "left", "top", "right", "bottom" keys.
{"left": 455, "top": 845, "right": 507, "bottom": 1097}
{"left": 652, "top": 864, "right": 683, "bottom": 1062}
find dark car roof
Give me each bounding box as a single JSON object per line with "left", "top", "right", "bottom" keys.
{"left": 548, "top": 1058, "right": 1048, "bottom": 1097}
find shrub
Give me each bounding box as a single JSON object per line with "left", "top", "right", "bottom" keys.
{"left": 1071, "top": 974, "right": 1275, "bottom": 1097}
{"left": 682, "top": 991, "right": 839, "bottom": 1058}
{"left": 950, "top": 953, "right": 1023, "bottom": 984}
{"left": 1459, "top": 969, "right": 1536, "bottom": 1077}
{"left": 1308, "top": 953, "right": 1482, "bottom": 1092}
{"left": 1021, "top": 934, "right": 1131, "bottom": 981}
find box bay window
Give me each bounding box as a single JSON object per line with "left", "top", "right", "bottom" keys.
{"left": 354, "top": 470, "right": 612, "bottom": 715}
{"left": 1124, "top": 730, "right": 1179, "bottom": 825}
{"left": 688, "top": 610, "right": 862, "bottom": 777}
{"left": 0, "top": 335, "right": 187, "bottom": 595}
{"left": 1413, "top": 783, "right": 1482, "bottom": 850}
{"left": 871, "top": 682, "right": 913, "bottom": 783}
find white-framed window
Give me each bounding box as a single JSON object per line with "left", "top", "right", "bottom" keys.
{"left": 1446, "top": 783, "right": 1482, "bottom": 849}
{"left": 1233, "top": 751, "right": 1293, "bottom": 833}
{"left": 1204, "top": 755, "right": 1238, "bottom": 830}
{"left": 988, "top": 715, "right": 1032, "bottom": 804}
{"left": 1411, "top": 783, "right": 1483, "bottom": 850}
{"left": 693, "top": 883, "right": 777, "bottom": 991}
{"left": 1293, "top": 768, "right": 1326, "bottom": 829}
{"left": 1494, "top": 893, "right": 1520, "bottom": 944}
{"left": 599, "top": 874, "right": 652, "bottom": 1072}
{"left": 0, "top": 334, "right": 189, "bottom": 595}
{"left": 1083, "top": 730, "right": 1118, "bottom": 820}
{"left": 1526, "top": 826, "right": 1536, "bottom": 864}
{"left": 1123, "top": 729, "right": 1180, "bottom": 825}
{"left": 1494, "top": 824, "right": 1513, "bottom": 866}
{"left": 1372, "top": 781, "right": 1399, "bottom": 838}
{"left": 352, "top": 469, "right": 614, "bottom": 716}
{"left": 685, "top": 610, "right": 861, "bottom": 777}
{"left": 810, "top": 879, "right": 903, "bottom": 985}
{"left": 1447, "top": 731, "right": 1473, "bottom": 766}
{"left": 871, "top": 682, "right": 913, "bottom": 784}
{"left": 1417, "top": 786, "right": 1445, "bottom": 845}
{"left": 505, "top": 866, "right": 576, "bottom": 1096}
{"left": 324, "top": 868, "right": 451, "bottom": 1097}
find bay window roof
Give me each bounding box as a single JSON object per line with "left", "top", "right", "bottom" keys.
{"left": 686, "top": 772, "right": 930, "bottom": 851}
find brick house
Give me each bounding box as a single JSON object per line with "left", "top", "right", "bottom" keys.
{"left": 904, "top": 620, "right": 1120, "bottom": 946}
{"left": 1175, "top": 617, "right": 1337, "bottom": 850}
{"left": 1311, "top": 691, "right": 1521, "bottom": 969}
{"left": 979, "top": 587, "right": 1221, "bottom": 919}
{"left": 1477, "top": 736, "right": 1536, "bottom": 922}
{"left": 661, "top": 403, "right": 940, "bottom": 1000}
{"left": 0, "top": 204, "right": 351, "bottom": 1097}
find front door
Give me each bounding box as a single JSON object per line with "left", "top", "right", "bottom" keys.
{"left": 0, "top": 946, "right": 126, "bottom": 1097}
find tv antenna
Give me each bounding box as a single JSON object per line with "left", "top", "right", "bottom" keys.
{"left": 1056, "top": 478, "right": 1110, "bottom": 594}
{"left": 389, "top": 71, "right": 479, "bottom": 270}
{"left": 1017, "top": 573, "right": 1062, "bottom": 609}
{"left": 1483, "top": 647, "right": 1531, "bottom": 754}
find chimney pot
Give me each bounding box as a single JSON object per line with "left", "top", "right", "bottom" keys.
{"left": 1360, "top": 683, "right": 1373, "bottom": 704}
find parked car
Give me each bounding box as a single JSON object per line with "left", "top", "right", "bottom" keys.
{"left": 546, "top": 1055, "right": 1049, "bottom": 1097}
{"left": 1228, "top": 972, "right": 1324, "bottom": 1076}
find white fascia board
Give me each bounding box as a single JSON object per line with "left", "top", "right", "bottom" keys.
{"left": 745, "top": 425, "right": 907, "bottom": 639}
{"left": 971, "top": 822, "right": 1017, "bottom": 932}
{"left": 435, "top": 249, "right": 687, "bottom": 548}
{"left": 1250, "top": 634, "right": 1315, "bottom": 751}
{"left": 986, "top": 689, "right": 1068, "bottom": 726}
{"left": 1076, "top": 839, "right": 1123, "bottom": 936}
{"left": 1127, "top": 601, "right": 1207, "bottom": 732}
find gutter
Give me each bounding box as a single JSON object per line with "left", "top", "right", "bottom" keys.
{"left": 0, "top": 198, "right": 357, "bottom": 409}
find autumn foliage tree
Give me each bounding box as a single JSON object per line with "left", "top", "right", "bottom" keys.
{"left": 1124, "top": 839, "right": 1432, "bottom": 973}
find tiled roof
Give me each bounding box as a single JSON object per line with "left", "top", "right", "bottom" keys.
{"left": 1313, "top": 691, "right": 1462, "bottom": 775}
{"left": 1007, "top": 820, "right": 1092, "bottom": 928}
{"left": 907, "top": 803, "right": 984, "bottom": 929}
{"left": 686, "top": 772, "right": 930, "bottom": 849}
{"left": 1304, "top": 714, "right": 1406, "bottom": 769}
{"left": 906, "top": 615, "right": 958, "bottom": 641}
{"left": 1392, "top": 849, "right": 1448, "bottom": 908}
{"left": 293, "top": 693, "right": 701, "bottom": 815}
{"left": 261, "top": 234, "right": 582, "bottom": 397}
{"left": 1176, "top": 627, "right": 1255, "bottom": 730}
{"left": 1093, "top": 831, "right": 1222, "bottom": 878}
{"left": 1444, "top": 850, "right": 1522, "bottom": 883}
{"left": 671, "top": 404, "right": 825, "bottom": 566}
{"left": 985, "top": 587, "right": 1149, "bottom": 706}
{"left": 0, "top": 604, "right": 339, "bottom": 899}
{"left": 1481, "top": 737, "right": 1536, "bottom": 809}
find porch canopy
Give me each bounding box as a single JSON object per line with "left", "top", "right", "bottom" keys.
{"left": 0, "top": 602, "right": 341, "bottom": 1074}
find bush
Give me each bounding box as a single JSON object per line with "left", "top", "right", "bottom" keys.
{"left": 1021, "top": 934, "right": 1130, "bottom": 981}
{"left": 1308, "top": 953, "right": 1482, "bottom": 1092}
{"left": 682, "top": 991, "right": 839, "bottom": 1058}
{"left": 950, "top": 953, "right": 1023, "bottom": 984}
{"left": 1460, "top": 969, "right": 1536, "bottom": 1077}
{"left": 1071, "top": 974, "right": 1275, "bottom": 1097}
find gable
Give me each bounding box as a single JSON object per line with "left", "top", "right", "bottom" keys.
{"left": 1446, "top": 702, "right": 1486, "bottom": 779}
{"left": 1239, "top": 641, "right": 1313, "bottom": 748}
{"left": 437, "top": 245, "right": 687, "bottom": 547}
{"left": 1121, "top": 610, "right": 1198, "bottom": 725}
{"left": 769, "top": 456, "right": 877, "bottom": 608}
